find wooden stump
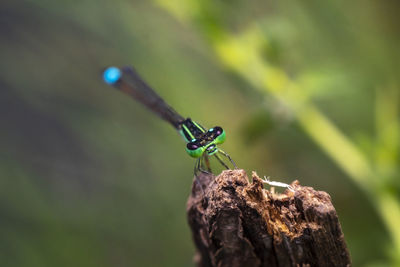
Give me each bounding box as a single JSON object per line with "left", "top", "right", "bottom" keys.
{"left": 187, "top": 169, "right": 351, "bottom": 267}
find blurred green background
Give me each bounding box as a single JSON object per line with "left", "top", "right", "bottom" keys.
{"left": 1, "top": 0, "right": 399, "bottom": 266}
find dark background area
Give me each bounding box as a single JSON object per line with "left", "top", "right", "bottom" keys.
{"left": 1, "top": 0, "right": 399, "bottom": 266}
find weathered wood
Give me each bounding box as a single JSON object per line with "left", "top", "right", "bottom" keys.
{"left": 187, "top": 169, "right": 351, "bottom": 267}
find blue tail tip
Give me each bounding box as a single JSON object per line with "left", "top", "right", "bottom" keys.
{"left": 103, "top": 66, "right": 121, "bottom": 84}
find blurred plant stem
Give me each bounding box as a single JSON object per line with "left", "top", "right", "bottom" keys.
{"left": 214, "top": 29, "right": 400, "bottom": 262}
{"left": 155, "top": 0, "right": 400, "bottom": 263}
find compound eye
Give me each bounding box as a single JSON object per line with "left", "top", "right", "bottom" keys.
{"left": 213, "top": 127, "right": 226, "bottom": 145}
{"left": 187, "top": 141, "right": 200, "bottom": 150}
{"left": 213, "top": 126, "right": 223, "bottom": 136}
{"left": 186, "top": 141, "right": 205, "bottom": 158}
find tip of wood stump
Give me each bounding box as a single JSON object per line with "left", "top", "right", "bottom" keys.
{"left": 187, "top": 169, "right": 351, "bottom": 267}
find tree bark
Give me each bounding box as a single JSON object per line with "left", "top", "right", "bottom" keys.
{"left": 187, "top": 169, "right": 351, "bottom": 267}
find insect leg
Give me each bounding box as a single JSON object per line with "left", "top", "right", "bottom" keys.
{"left": 214, "top": 153, "right": 230, "bottom": 169}
{"left": 204, "top": 154, "right": 212, "bottom": 172}
{"left": 198, "top": 154, "right": 211, "bottom": 174}
{"left": 193, "top": 158, "right": 205, "bottom": 195}
{"left": 218, "top": 149, "right": 237, "bottom": 169}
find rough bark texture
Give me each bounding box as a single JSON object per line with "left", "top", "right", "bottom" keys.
{"left": 187, "top": 169, "right": 351, "bottom": 267}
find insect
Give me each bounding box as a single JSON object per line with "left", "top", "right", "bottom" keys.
{"left": 102, "top": 66, "right": 236, "bottom": 178}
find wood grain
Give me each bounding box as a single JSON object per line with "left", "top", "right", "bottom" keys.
{"left": 187, "top": 169, "right": 351, "bottom": 267}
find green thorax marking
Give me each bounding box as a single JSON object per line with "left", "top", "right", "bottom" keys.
{"left": 179, "top": 118, "right": 206, "bottom": 143}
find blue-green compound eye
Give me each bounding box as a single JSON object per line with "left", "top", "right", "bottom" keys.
{"left": 186, "top": 142, "right": 205, "bottom": 158}
{"left": 103, "top": 66, "right": 121, "bottom": 84}
{"left": 212, "top": 126, "right": 226, "bottom": 144}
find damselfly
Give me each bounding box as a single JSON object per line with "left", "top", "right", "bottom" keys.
{"left": 102, "top": 66, "right": 236, "bottom": 177}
